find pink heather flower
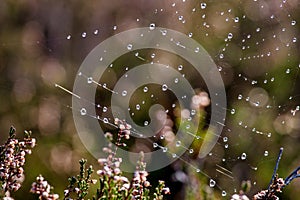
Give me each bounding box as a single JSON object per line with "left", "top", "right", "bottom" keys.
{"left": 231, "top": 193, "right": 250, "bottom": 200}
{"left": 30, "top": 175, "right": 59, "bottom": 200}
{"left": 162, "top": 187, "right": 170, "bottom": 194}
{"left": 97, "top": 170, "right": 104, "bottom": 175}
{"left": 3, "top": 197, "right": 14, "bottom": 200}
{"left": 74, "top": 187, "right": 80, "bottom": 193}
{"left": 119, "top": 176, "right": 129, "bottom": 183}
{"left": 114, "top": 168, "right": 121, "bottom": 175}
{"left": 144, "top": 181, "right": 150, "bottom": 187}
{"left": 121, "top": 183, "right": 130, "bottom": 191}
{"left": 98, "top": 158, "right": 107, "bottom": 165}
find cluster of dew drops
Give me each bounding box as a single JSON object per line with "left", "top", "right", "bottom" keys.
{"left": 63, "top": 0, "right": 300, "bottom": 197}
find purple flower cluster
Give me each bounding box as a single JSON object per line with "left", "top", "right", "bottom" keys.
{"left": 30, "top": 175, "right": 59, "bottom": 200}
{"left": 0, "top": 127, "right": 36, "bottom": 197}
{"left": 253, "top": 176, "right": 285, "bottom": 200}
{"left": 131, "top": 170, "right": 151, "bottom": 199}
{"left": 114, "top": 118, "right": 131, "bottom": 141}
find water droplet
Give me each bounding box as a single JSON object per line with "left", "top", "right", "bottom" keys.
{"left": 174, "top": 78, "right": 179, "bottom": 83}
{"left": 162, "top": 84, "right": 168, "bottom": 91}
{"left": 178, "top": 65, "right": 183, "bottom": 71}
{"left": 189, "top": 149, "right": 194, "bottom": 154}
{"left": 176, "top": 141, "right": 181, "bottom": 147}
{"left": 103, "top": 118, "right": 108, "bottom": 124}
{"left": 291, "top": 20, "right": 296, "bottom": 26}
{"left": 80, "top": 108, "right": 87, "bottom": 116}
{"left": 231, "top": 109, "right": 235, "bottom": 115}
{"left": 136, "top": 104, "right": 140, "bottom": 110}
{"left": 172, "top": 153, "right": 177, "bottom": 158}
{"left": 223, "top": 137, "right": 228, "bottom": 142}
{"left": 149, "top": 23, "right": 156, "bottom": 30}
{"left": 241, "top": 153, "right": 247, "bottom": 160}
{"left": 196, "top": 169, "right": 201, "bottom": 173}
{"left": 94, "top": 29, "right": 99, "bottom": 35}
{"left": 234, "top": 17, "right": 239, "bottom": 22}
{"left": 194, "top": 47, "right": 200, "bottom": 53}
{"left": 209, "top": 179, "right": 216, "bottom": 187}
{"left": 160, "top": 135, "right": 165, "bottom": 140}
{"left": 286, "top": 68, "right": 291, "bottom": 74}
{"left": 162, "top": 147, "right": 168, "bottom": 152}
{"left": 267, "top": 132, "right": 272, "bottom": 138}
{"left": 127, "top": 44, "right": 133, "bottom": 50}
{"left": 87, "top": 77, "right": 93, "bottom": 84}
{"left": 81, "top": 32, "right": 87, "bottom": 38}
{"left": 188, "top": 32, "right": 193, "bottom": 37}
{"left": 153, "top": 143, "right": 158, "bottom": 148}
{"left": 238, "top": 94, "right": 243, "bottom": 100}
{"left": 103, "top": 106, "right": 107, "bottom": 112}
{"left": 264, "top": 151, "right": 269, "bottom": 156}
{"left": 66, "top": 35, "right": 71, "bottom": 40}
{"left": 141, "top": 86, "right": 148, "bottom": 93}
{"left": 144, "top": 121, "right": 149, "bottom": 126}
{"left": 191, "top": 109, "right": 196, "bottom": 115}
{"left": 222, "top": 191, "right": 227, "bottom": 197}
{"left": 224, "top": 144, "right": 229, "bottom": 149}
{"left": 200, "top": 2, "right": 207, "bottom": 9}
{"left": 228, "top": 33, "right": 233, "bottom": 39}
{"left": 122, "top": 90, "right": 127, "bottom": 96}
{"left": 161, "top": 30, "right": 167, "bottom": 36}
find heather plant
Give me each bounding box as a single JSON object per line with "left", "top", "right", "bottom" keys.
{"left": 0, "top": 127, "right": 36, "bottom": 199}
{"left": 0, "top": 120, "right": 170, "bottom": 200}
{"left": 62, "top": 159, "right": 96, "bottom": 199}
{"left": 1, "top": 126, "right": 300, "bottom": 199}
{"left": 30, "top": 175, "right": 59, "bottom": 200}
{"left": 93, "top": 118, "right": 170, "bottom": 200}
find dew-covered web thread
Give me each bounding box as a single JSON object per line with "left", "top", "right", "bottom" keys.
{"left": 49, "top": 0, "right": 300, "bottom": 198}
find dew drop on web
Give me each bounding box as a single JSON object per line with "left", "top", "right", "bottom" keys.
{"left": 80, "top": 108, "right": 87, "bottom": 116}
{"left": 149, "top": 23, "right": 156, "bottom": 30}
{"left": 222, "top": 191, "right": 227, "bottom": 197}
{"left": 143, "top": 86, "right": 148, "bottom": 92}
{"left": 122, "top": 90, "right": 127, "bottom": 96}
{"left": 241, "top": 153, "right": 247, "bottom": 160}
{"left": 209, "top": 179, "right": 216, "bottom": 187}
{"left": 162, "top": 84, "right": 168, "bottom": 91}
